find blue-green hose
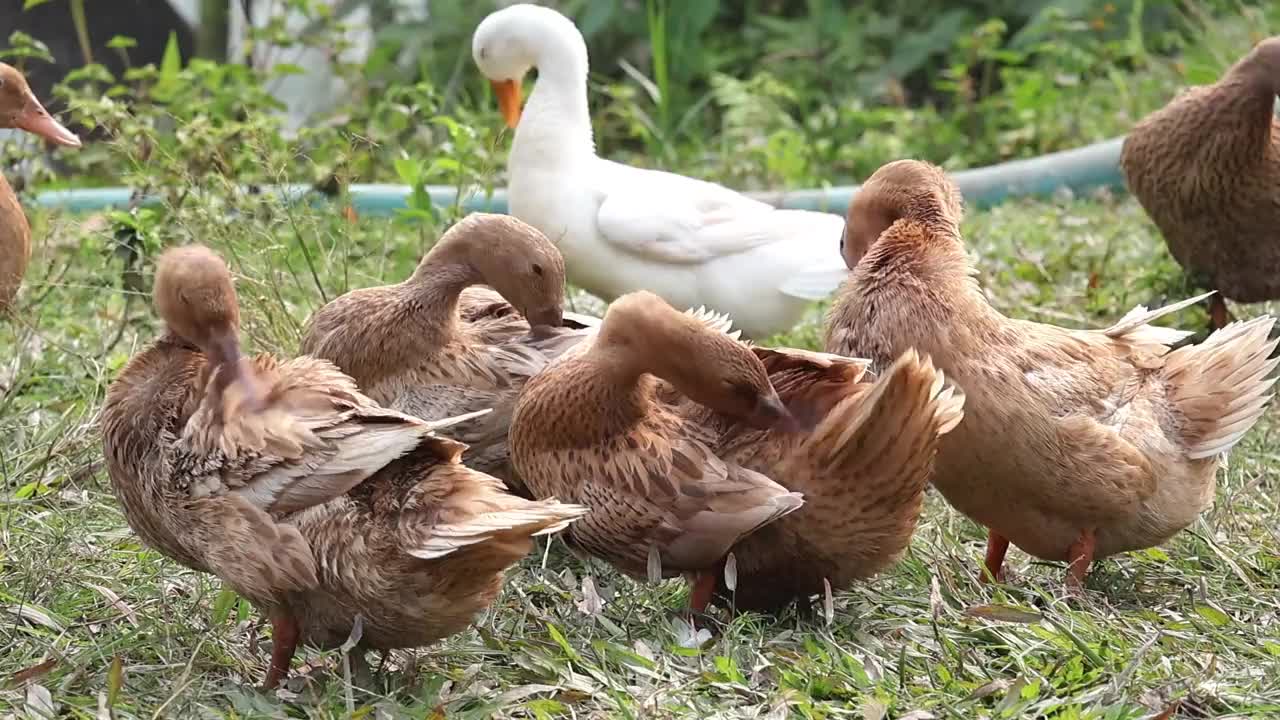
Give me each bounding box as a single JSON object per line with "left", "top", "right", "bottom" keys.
{"left": 32, "top": 137, "right": 1126, "bottom": 216}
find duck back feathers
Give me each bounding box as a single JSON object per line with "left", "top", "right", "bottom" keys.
{"left": 1120, "top": 38, "right": 1280, "bottom": 301}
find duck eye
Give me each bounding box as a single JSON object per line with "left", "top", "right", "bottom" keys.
{"left": 727, "top": 380, "right": 757, "bottom": 402}
{"left": 839, "top": 228, "right": 846, "bottom": 253}
{"left": 531, "top": 263, "right": 544, "bottom": 277}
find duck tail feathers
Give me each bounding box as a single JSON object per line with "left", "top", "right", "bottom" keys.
{"left": 1165, "top": 314, "right": 1279, "bottom": 459}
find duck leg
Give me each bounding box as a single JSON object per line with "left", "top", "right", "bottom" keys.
{"left": 688, "top": 570, "right": 718, "bottom": 613}
{"left": 262, "top": 608, "right": 301, "bottom": 690}
{"left": 1065, "top": 528, "right": 1096, "bottom": 590}
{"left": 1208, "top": 294, "right": 1234, "bottom": 331}
{"left": 979, "top": 528, "right": 1009, "bottom": 584}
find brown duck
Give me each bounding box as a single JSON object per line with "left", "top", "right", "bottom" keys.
{"left": 1120, "top": 37, "right": 1280, "bottom": 329}
{"left": 510, "top": 291, "right": 964, "bottom": 612}
{"left": 0, "top": 63, "right": 81, "bottom": 313}
{"left": 300, "top": 212, "right": 595, "bottom": 493}
{"left": 102, "top": 244, "right": 586, "bottom": 688}
{"left": 827, "top": 159, "right": 1278, "bottom": 588}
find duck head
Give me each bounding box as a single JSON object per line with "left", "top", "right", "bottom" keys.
{"left": 596, "top": 291, "right": 799, "bottom": 433}
{"left": 841, "top": 159, "right": 962, "bottom": 269}
{"left": 1232, "top": 36, "right": 1280, "bottom": 94}
{"left": 416, "top": 212, "right": 566, "bottom": 327}
{"left": 0, "top": 63, "right": 80, "bottom": 147}
{"left": 153, "top": 245, "right": 259, "bottom": 406}
{"left": 472, "top": 4, "right": 588, "bottom": 128}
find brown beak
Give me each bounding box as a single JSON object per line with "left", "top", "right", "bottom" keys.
{"left": 525, "top": 304, "right": 564, "bottom": 329}
{"left": 491, "top": 78, "right": 522, "bottom": 129}
{"left": 211, "top": 332, "right": 264, "bottom": 413}
{"left": 746, "top": 390, "right": 801, "bottom": 433}
{"left": 15, "top": 94, "right": 81, "bottom": 148}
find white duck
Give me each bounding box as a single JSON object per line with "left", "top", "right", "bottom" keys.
{"left": 471, "top": 3, "right": 847, "bottom": 338}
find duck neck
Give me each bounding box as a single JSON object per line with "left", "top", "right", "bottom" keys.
{"left": 1219, "top": 67, "right": 1279, "bottom": 157}
{"left": 0, "top": 172, "right": 31, "bottom": 313}
{"left": 575, "top": 342, "right": 663, "bottom": 432}
{"left": 859, "top": 218, "right": 994, "bottom": 322}
{"left": 511, "top": 34, "right": 596, "bottom": 171}
{"left": 405, "top": 253, "right": 483, "bottom": 343}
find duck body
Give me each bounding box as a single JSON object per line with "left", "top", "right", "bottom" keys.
{"left": 684, "top": 345, "right": 964, "bottom": 611}
{"left": 1120, "top": 37, "right": 1280, "bottom": 305}
{"left": 827, "top": 160, "right": 1278, "bottom": 582}
{"left": 511, "top": 291, "right": 962, "bottom": 611}
{"left": 0, "top": 63, "right": 81, "bottom": 313}
{"left": 301, "top": 214, "right": 591, "bottom": 491}
{"left": 475, "top": 4, "right": 847, "bottom": 338}
{"left": 105, "top": 245, "right": 585, "bottom": 687}
{"left": 838, "top": 299, "right": 1219, "bottom": 561}
{"left": 104, "top": 339, "right": 583, "bottom": 677}
{"left": 509, "top": 294, "right": 805, "bottom": 608}
{"left": 0, "top": 172, "right": 31, "bottom": 314}
{"left": 510, "top": 345, "right": 801, "bottom": 583}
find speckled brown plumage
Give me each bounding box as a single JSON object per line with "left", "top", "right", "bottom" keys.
{"left": 511, "top": 290, "right": 963, "bottom": 611}
{"left": 826, "top": 159, "right": 1279, "bottom": 587}
{"left": 0, "top": 63, "right": 80, "bottom": 313}
{"left": 300, "top": 213, "right": 593, "bottom": 493}
{"left": 700, "top": 345, "right": 964, "bottom": 611}
{"left": 103, "top": 244, "right": 586, "bottom": 688}
{"left": 1120, "top": 37, "right": 1280, "bottom": 308}
{"left": 0, "top": 173, "right": 30, "bottom": 314}
{"left": 510, "top": 293, "right": 804, "bottom": 597}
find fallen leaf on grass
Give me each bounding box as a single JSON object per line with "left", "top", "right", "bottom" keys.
{"left": 963, "top": 604, "right": 1043, "bottom": 623}
{"left": 965, "top": 678, "right": 1012, "bottom": 701}
{"left": 9, "top": 658, "right": 57, "bottom": 686}
{"left": 576, "top": 575, "right": 604, "bottom": 616}
{"left": 672, "top": 617, "right": 712, "bottom": 650}
{"left": 85, "top": 584, "right": 138, "bottom": 627}
{"left": 822, "top": 578, "right": 834, "bottom": 626}
{"left": 8, "top": 605, "right": 64, "bottom": 632}
{"left": 25, "top": 683, "right": 56, "bottom": 719}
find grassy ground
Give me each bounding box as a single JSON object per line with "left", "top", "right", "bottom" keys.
{"left": 1, "top": 187, "right": 1278, "bottom": 719}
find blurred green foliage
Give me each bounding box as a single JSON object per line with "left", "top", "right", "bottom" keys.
{"left": 12, "top": 0, "right": 1280, "bottom": 199}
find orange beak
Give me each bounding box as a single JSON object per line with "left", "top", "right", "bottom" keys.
{"left": 491, "top": 78, "right": 522, "bottom": 129}
{"left": 14, "top": 93, "right": 80, "bottom": 148}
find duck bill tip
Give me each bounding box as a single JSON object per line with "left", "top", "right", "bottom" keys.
{"left": 491, "top": 78, "right": 522, "bottom": 129}
{"left": 16, "top": 96, "right": 81, "bottom": 148}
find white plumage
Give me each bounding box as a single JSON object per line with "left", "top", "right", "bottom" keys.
{"left": 472, "top": 4, "right": 848, "bottom": 337}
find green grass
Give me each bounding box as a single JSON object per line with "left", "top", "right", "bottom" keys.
{"left": 1, "top": 187, "right": 1278, "bottom": 719}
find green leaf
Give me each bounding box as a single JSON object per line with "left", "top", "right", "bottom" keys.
{"left": 211, "top": 586, "right": 238, "bottom": 624}
{"left": 963, "top": 604, "right": 1044, "bottom": 624}
{"left": 160, "top": 30, "right": 182, "bottom": 81}
{"left": 106, "top": 655, "right": 124, "bottom": 707}
{"left": 1194, "top": 604, "right": 1231, "bottom": 627}
{"left": 527, "top": 699, "right": 565, "bottom": 720}
{"left": 270, "top": 63, "right": 307, "bottom": 77}
{"left": 713, "top": 655, "right": 746, "bottom": 684}
{"left": 1, "top": 31, "right": 55, "bottom": 64}
{"left": 153, "top": 30, "right": 184, "bottom": 101}
{"left": 107, "top": 36, "right": 138, "bottom": 50}
{"left": 23, "top": 0, "right": 54, "bottom": 9}
{"left": 393, "top": 157, "right": 421, "bottom": 185}
{"left": 544, "top": 622, "right": 580, "bottom": 662}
